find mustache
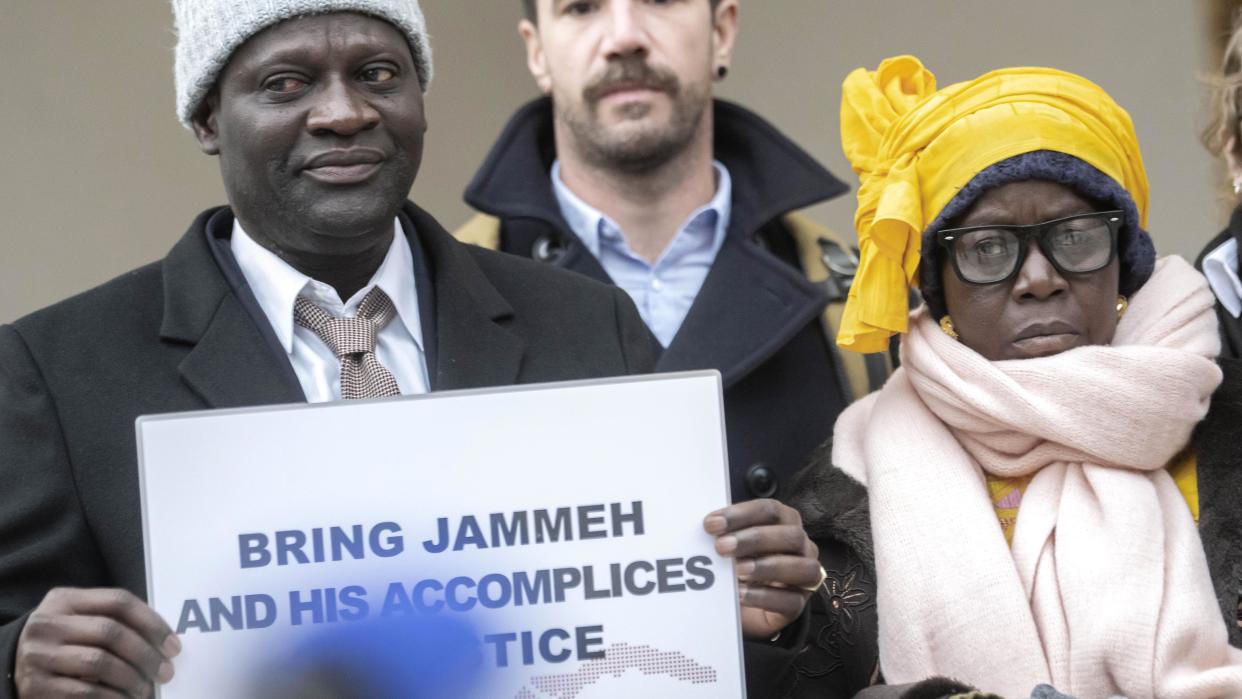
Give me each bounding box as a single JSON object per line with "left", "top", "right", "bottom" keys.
{"left": 582, "top": 58, "right": 680, "bottom": 103}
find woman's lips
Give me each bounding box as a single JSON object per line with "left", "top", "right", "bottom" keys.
{"left": 1010, "top": 332, "right": 1081, "bottom": 358}
{"left": 1004, "top": 318, "right": 1085, "bottom": 358}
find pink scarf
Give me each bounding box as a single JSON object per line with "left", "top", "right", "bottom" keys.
{"left": 833, "top": 257, "right": 1242, "bottom": 698}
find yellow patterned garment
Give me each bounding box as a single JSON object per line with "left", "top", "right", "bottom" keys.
{"left": 837, "top": 55, "right": 1149, "bottom": 352}
{"left": 1169, "top": 449, "right": 1200, "bottom": 523}
{"left": 988, "top": 451, "right": 1199, "bottom": 544}
{"left": 987, "top": 474, "right": 1033, "bottom": 545}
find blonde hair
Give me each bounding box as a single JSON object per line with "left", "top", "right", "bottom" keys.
{"left": 1203, "top": 9, "right": 1242, "bottom": 156}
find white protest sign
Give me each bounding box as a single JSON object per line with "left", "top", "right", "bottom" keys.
{"left": 137, "top": 372, "right": 744, "bottom": 698}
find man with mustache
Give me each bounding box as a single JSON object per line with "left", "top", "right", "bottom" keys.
{"left": 456, "top": 1, "right": 880, "bottom": 696}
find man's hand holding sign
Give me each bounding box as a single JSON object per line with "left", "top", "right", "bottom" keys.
{"left": 15, "top": 589, "right": 179, "bottom": 698}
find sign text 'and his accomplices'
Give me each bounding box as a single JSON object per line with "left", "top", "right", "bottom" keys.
{"left": 173, "top": 501, "right": 718, "bottom": 668}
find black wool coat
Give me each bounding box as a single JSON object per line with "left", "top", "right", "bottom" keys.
{"left": 463, "top": 97, "right": 855, "bottom": 505}
{"left": 0, "top": 202, "right": 656, "bottom": 697}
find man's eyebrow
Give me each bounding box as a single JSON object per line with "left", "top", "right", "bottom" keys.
{"left": 243, "top": 46, "right": 319, "bottom": 68}
{"left": 243, "top": 42, "right": 409, "bottom": 70}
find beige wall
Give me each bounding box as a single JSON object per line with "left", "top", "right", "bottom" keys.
{"left": 0, "top": 1, "right": 1223, "bottom": 322}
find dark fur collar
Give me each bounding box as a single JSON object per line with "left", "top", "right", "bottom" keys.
{"left": 787, "top": 440, "right": 873, "bottom": 570}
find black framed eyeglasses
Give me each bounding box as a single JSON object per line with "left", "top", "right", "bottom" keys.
{"left": 936, "top": 210, "right": 1123, "bottom": 285}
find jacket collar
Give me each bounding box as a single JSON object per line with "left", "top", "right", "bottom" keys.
{"left": 711, "top": 98, "right": 849, "bottom": 237}
{"left": 464, "top": 97, "right": 566, "bottom": 231}
{"left": 464, "top": 96, "right": 849, "bottom": 241}
{"left": 159, "top": 203, "right": 524, "bottom": 407}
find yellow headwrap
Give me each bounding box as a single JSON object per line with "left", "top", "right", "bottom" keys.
{"left": 837, "top": 55, "right": 1149, "bottom": 353}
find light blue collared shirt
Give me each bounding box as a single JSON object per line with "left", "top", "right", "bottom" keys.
{"left": 551, "top": 160, "right": 732, "bottom": 347}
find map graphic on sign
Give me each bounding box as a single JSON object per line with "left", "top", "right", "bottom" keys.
{"left": 516, "top": 643, "right": 719, "bottom": 698}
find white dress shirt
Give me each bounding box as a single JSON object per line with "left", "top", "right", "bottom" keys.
{"left": 230, "top": 219, "right": 429, "bottom": 402}
{"left": 551, "top": 161, "right": 732, "bottom": 348}
{"left": 1203, "top": 236, "right": 1242, "bottom": 318}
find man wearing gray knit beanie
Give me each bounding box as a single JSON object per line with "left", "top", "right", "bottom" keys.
{"left": 0, "top": 2, "right": 659, "bottom": 697}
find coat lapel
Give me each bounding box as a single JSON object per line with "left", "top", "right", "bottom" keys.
{"left": 177, "top": 299, "right": 307, "bottom": 408}
{"left": 404, "top": 203, "right": 526, "bottom": 391}
{"left": 496, "top": 216, "right": 614, "bottom": 286}
{"left": 159, "top": 208, "right": 305, "bottom": 409}
{"left": 657, "top": 234, "right": 828, "bottom": 387}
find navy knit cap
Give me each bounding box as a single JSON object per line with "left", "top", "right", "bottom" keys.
{"left": 918, "top": 150, "right": 1157, "bottom": 320}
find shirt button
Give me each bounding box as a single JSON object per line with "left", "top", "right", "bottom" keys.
{"left": 651, "top": 278, "right": 663, "bottom": 291}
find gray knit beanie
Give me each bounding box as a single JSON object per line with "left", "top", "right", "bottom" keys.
{"left": 172, "top": 0, "right": 433, "bottom": 128}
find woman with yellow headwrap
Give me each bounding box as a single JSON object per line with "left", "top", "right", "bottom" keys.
{"left": 788, "top": 56, "right": 1242, "bottom": 699}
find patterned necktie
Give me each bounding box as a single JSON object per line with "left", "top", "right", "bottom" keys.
{"left": 293, "top": 286, "right": 403, "bottom": 400}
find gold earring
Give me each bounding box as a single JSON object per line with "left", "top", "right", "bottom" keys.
{"left": 1116, "top": 295, "right": 1129, "bottom": 320}
{"left": 939, "top": 316, "right": 959, "bottom": 339}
